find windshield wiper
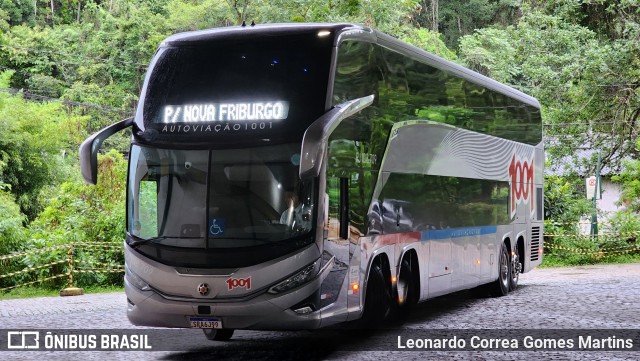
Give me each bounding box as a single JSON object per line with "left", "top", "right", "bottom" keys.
{"left": 127, "top": 236, "right": 171, "bottom": 248}
{"left": 210, "top": 237, "right": 272, "bottom": 244}
{"left": 128, "top": 235, "right": 203, "bottom": 248}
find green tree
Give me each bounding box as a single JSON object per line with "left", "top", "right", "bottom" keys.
{"left": 400, "top": 27, "right": 457, "bottom": 61}
{"left": 28, "top": 150, "right": 127, "bottom": 246}
{"left": 165, "top": 0, "right": 233, "bottom": 31}
{"left": 25, "top": 150, "right": 127, "bottom": 287}
{"left": 0, "top": 71, "right": 83, "bottom": 219}
{"left": 612, "top": 140, "right": 640, "bottom": 213}
{"left": 255, "top": 0, "right": 418, "bottom": 37}
{"left": 412, "top": 0, "right": 520, "bottom": 49}
{"left": 0, "top": 0, "right": 34, "bottom": 26}
{"left": 0, "top": 190, "right": 26, "bottom": 255}
{"left": 458, "top": 5, "right": 640, "bottom": 177}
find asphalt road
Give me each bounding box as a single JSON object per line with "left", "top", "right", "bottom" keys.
{"left": 2, "top": 263, "right": 640, "bottom": 360}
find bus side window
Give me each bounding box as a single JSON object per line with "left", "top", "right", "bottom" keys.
{"left": 138, "top": 180, "right": 159, "bottom": 238}
{"left": 339, "top": 177, "right": 349, "bottom": 240}
{"left": 326, "top": 176, "right": 350, "bottom": 240}
{"left": 326, "top": 176, "right": 340, "bottom": 239}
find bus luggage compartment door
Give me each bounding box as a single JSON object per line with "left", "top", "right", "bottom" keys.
{"left": 426, "top": 235, "right": 452, "bottom": 298}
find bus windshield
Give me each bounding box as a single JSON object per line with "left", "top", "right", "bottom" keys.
{"left": 127, "top": 143, "right": 315, "bottom": 252}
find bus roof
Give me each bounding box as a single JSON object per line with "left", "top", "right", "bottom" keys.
{"left": 160, "top": 23, "right": 363, "bottom": 47}
{"left": 158, "top": 23, "right": 539, "bottom": 109}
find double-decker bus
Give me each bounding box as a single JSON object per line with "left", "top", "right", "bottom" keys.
{"left": 80, "top": 23, "right": 543, "bottom": 341}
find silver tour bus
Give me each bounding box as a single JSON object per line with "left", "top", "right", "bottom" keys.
{"left": 80, "top": 23, "right": 543, "bottom": 341}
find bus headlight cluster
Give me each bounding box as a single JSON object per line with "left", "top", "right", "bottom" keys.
{"left": 125, "top": 264, "right": 151, "bottom": 291}
{"left": 268, "top": 259, "right": 320, "bottom": 294}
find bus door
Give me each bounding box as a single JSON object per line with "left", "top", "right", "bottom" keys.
{"left": 321, "top": 142, "right": 372, "bottom": 321}
{"left": 320, "top": 174, "right": 350, "bottom": 314}
{"left": 298, "top": 95, "right": 374, "bottom": 322}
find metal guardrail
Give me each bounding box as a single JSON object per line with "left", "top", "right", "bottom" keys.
{"left": 0, "top": 242, "right": 124, "bottom": 292}
{"left": 546, "top": 243, "right": 640, "bottom": 256}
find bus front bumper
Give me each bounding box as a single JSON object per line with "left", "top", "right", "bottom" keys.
{"left": 125, "top": 276, "right": 323, "bottom": 330}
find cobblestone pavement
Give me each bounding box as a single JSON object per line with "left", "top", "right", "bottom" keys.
{"left": 1, "top": 263, "right": 640, "bottom": 360}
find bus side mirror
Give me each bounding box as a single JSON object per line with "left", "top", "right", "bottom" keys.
{"left": 79, "top": 117, "right": 134, "bottom": 184}
{"left": 299, "top": 95, "right": 374, "bottom": 179}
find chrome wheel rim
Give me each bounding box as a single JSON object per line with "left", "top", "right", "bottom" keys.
{"left": 500, "top": 251, "right": 509, "bottom": 287}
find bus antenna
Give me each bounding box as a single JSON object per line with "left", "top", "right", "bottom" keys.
{"left": 251, "top": 20, "right": 256, "bottom": 26}
{"left": 241, "top": 20, "right": 246, "bottom": 27}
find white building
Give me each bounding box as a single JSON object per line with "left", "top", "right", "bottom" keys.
{"left": 546, "top": 147, "right": 625, "bottom": 234}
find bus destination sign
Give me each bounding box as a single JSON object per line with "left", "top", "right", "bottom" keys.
{"left": 161, "top": 101, "right": 289, "bottom": 123}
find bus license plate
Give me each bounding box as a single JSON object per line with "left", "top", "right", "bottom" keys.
{"left": 190, "top": 317, "right": 222, "bottom": 329}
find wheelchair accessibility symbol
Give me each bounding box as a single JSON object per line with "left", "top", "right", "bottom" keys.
{"left": 209, "top": 218, "right": 225, "bottom": 236}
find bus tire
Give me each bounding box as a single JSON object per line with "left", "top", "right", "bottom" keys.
{"left": 490, "top": 243, "right": 510, "bottom": 297}
{"left": 361, "top": 262, "right": 391, "bottom": 328}
{"left": 509, "top": 244, "right": 520, "bottom": 291}
{"left": 397, "top": 258, "right": 418, "bottom": 311}
{"left": 203, "top": 328, "right": 234, "bottom": 341}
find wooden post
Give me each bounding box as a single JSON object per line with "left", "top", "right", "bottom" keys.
{"left": 60, "top": 244, "right": 84, "bottom": 296}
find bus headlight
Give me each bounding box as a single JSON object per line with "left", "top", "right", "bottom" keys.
{"left": 268, "top": 259, "right": 320, "bottom": 294}
{"left": 125, "top": 264, "right": 151, "bottom": 291}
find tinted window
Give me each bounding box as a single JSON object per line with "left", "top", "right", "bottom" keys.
{"left": 332, "top": 41, "right": 542, "bottom": 147}
{"left": 377, "top": 173, "right": 510, "bottom": 230}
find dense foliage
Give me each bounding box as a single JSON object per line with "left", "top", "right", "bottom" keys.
{"left": 459, "top": 1, "right": 640, "bottom": 177}
{"left": 0, "top": 0, "right": 638, "bottom": 289}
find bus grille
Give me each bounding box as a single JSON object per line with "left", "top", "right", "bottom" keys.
{"left": 530, "top": 226, "right": 541, "bottom": 261}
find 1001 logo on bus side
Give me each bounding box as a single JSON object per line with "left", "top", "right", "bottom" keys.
{"left": 509, "top": 154, "right": 534, "bottom": 219}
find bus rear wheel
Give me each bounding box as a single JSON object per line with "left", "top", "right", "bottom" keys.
{"left": 361, "top": 262, "right": 392, "bottom": 328}
{"left": 203, "top": 328, "right": 234, "bottom": 341}
{"left": 509, "top": 245, "right": 520, "bottom": 291}
{"left": 397, "top": 258, "right": 418, "bottom": 311}
{"left": 490, "top": 243, "right": 510, "bottom": 297}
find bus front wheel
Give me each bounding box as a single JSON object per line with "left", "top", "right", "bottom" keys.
{"left": 203, "top": 328, "right": 234, "bottom": 341}
{"left": 361, "top": 262, "right": 392, "bottom": 327}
